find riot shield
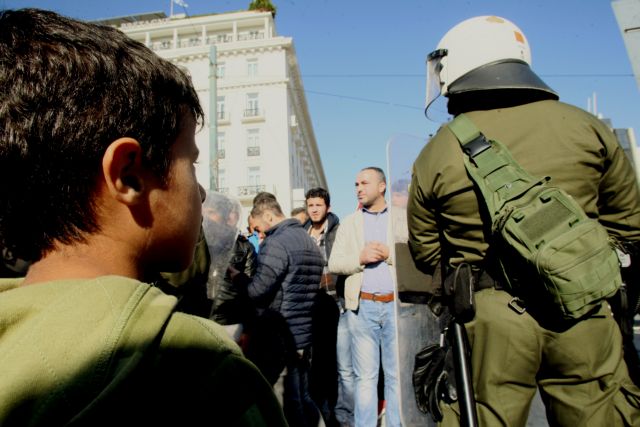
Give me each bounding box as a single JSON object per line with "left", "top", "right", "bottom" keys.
{"left": 387, "top": 133, "right": 440, "bottom": 427}
{"left": 201, "top": 190, "right": 242, "bottom": 300}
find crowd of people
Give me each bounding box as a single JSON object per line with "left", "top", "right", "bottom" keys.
{"left": 1, "top": 7, "right": 640, "bottom": 427}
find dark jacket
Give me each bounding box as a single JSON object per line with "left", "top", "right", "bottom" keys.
{"left": 245, "top": 218, "right": 324, "bottom": 350}
{"left": 303, "top": 213, "right": 343, "bottom": 409}
{"left": 210, "top": 234, "right": 257, "bottom": 325}
{"left": 303, "top": 212, "right": 346, "bottom": 300}
{"left": 303, "top": 212, "right": 340, "bottom": 262}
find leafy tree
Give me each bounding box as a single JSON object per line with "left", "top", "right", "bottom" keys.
{"left": 248, "top": 0, "right": 276, "bottom": 17}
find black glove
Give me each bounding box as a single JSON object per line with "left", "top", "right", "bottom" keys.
{"left": 413, "top": 340, "right": 457, "bottom": 422}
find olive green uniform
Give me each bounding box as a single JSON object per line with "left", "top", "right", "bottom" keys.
{"left": 408, "top": 99, "right": 640, "bottom": 426}
{"left": 0, "top": 276, "right": 287, "bottom": 426}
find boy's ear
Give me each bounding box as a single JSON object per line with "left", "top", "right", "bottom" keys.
{"left": 102, "top": 137, "right": 146, "bottom": 205}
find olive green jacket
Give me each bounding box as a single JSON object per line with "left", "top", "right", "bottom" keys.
{"left": 0, "top": 276, "right": 287, "bottom": 426}
{"left": 408, "top": 100, "right": 640, "bottom": 273}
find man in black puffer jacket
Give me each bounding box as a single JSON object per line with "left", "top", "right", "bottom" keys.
{"left": 229, "top": 196, "right": 324, "bottom": 427}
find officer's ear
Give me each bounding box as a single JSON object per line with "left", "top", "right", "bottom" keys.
{"left": 102, "top": 137, "right": 147, "bottom": 205}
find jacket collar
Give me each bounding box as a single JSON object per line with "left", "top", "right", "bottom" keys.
{"left": 265, "top": 217, "right": 302, "bottom": 237}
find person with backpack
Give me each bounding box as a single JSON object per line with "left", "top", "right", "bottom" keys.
{"left": 407, "top": 15, "right": 640, "bottom": 426}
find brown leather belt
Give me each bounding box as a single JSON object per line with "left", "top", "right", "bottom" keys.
{"left": 360, "top": 291, "right": 394, "bottom": 303}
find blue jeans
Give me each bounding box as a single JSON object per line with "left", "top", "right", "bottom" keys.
{"left": 335, "top": 305, "right": 355, "bottom": 426}
{"left": 348, "top": 299, "right": 400, "bottom": 427}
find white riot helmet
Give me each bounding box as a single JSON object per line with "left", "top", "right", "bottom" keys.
{"left": 425, "top": 16, "right": 557, "bottom": 115}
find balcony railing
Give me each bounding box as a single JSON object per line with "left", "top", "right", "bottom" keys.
{"left": 217, "top": 149, "right": 225, "bottom": 159}
{"left": 178, "top": 37, "right": 203, "bottom": 48}
{"left": 217, "top": 111, "right": 227, "bottom": 120}
{"left": 213, "top": 34, "right": 233, "bottom": 43}
{"left": 217, "top": 187, "right": 229, "bottom": 195}
{"left": 247, "top": 146, "right": 260, "bottom": 157}
{"left": 237, "top": 185, "right": 265, "bottom": 197}
{"left": 151, "top": 40, "right": 173, "bottom": 50}
{"left": 243, "top": 108, "right": 261, "bottom": 118}
{"left": 238, "top": 31, "right": 264, "bottom": 41}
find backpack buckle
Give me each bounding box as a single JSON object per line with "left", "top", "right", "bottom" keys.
{"left": 463, "top": 134, "right": 491, "bottom": 158}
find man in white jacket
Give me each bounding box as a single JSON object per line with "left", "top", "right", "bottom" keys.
{"left": 328, "top": 167, "right": 400, "bottom": 427}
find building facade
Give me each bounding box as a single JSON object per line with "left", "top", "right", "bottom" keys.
{"left": 613, "top": 0, "right": 640, "bottom": 93}
{"left": 99, "top": 10, "right": 326, "bottom": 220}
{"left": 612, "top": 0, "right": 640, "bottom": 184}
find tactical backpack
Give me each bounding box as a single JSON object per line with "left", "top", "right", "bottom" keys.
{"left": 447, "top": 113, "right": 621, "bottom": 319}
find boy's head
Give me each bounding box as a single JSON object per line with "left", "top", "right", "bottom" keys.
{"left": 0, "top": 9, "right": 204, "bottom": 265}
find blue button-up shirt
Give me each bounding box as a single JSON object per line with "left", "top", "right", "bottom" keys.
{"left": 361, "top": 207, "right": 394, "bottom": 294}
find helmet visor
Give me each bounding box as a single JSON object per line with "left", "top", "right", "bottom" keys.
{"left": 425, "top": 49, "right": 447, "bottom": 115}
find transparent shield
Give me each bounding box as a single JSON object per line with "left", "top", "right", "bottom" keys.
{"left": 426, "top": 94, "right": 452, "bottom": 125}
{"left": 201, "top": 190, "right": 242, "bottom": 299}
{"left": 425, "top": 56, "right": 443, "bottom": 113}
{"left": 426, "top": 52, "right": 454, "bottom": 124}
{"left": 386, "top": 134, "right": 441, "bottom": 426}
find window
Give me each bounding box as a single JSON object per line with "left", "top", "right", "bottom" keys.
{"left": 217, "top": 132, "right": 226, "bottom": 159}
{"left": 245, "top": 93, "right": 259, "bottom": 117}
{"left": 248, "top": 166, "right": 261, "bottom": 186}
{"left": 216, "top": 62, "right": 225, "bottom": 79}
{"left": 247, "top": 129, "right": 260, "bottom": 156}
{"left": 247, "top": 59, "right": 258, "bottom": 77}
{"left": 217, "top": 96, "right": 226, "bottom": 120}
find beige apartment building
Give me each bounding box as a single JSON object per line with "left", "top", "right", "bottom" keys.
{"left": 99, "top": 9, "right": 326, "bottom": 220}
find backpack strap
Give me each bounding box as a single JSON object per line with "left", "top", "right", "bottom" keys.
{"left": 447, "top": 114, "right": 546, "bottom": 226}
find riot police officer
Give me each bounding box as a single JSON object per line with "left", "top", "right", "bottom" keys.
{"left": 407, "top": 15, "right": 640, "bottom": 426}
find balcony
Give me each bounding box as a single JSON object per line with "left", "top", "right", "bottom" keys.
{"left": 241, "top": 109, "right": 264, "bottom": 123}
{"left": 178, "top": 37, "right": 203, "bottom": 48}
{"left": 237, "top": 185, "right": 266, "bottom": 198}
{"left": 238, "top": 31, "right": 265, "bottom": 41}
{"left": 217, "top": 187, "right": 229, "bottom": 195}
{"left": 247, "top": 146, "right": 260, "bottom": 157}
{"left": 217, "top": 149, "right": 225, "bottom": 159}
{"left": 151, "top": 40, "right": 173, "bottom": 51}
{"left": 213, "top": 34, "right": 233, "bottom": 44}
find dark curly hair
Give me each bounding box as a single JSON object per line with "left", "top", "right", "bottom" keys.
{"left": 304, "top": 187, "right": 330, "bottom": 207}
{"left": 0, "top": 8, "right": 204, "bottom": 261}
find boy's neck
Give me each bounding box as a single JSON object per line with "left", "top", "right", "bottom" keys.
{"left": 21, "top": 241, "right": 142, "bottom": 286}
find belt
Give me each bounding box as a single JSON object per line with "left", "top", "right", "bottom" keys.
{"left": 360, "top": 291, "right": 394, "bottom": 303}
